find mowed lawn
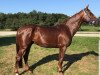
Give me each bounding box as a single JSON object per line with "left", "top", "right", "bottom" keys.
{"left": 80, "top": 25, "right": 100, "bottom": 32}
{"left": 0, "top": 36, "right": 99, "bottom": 75}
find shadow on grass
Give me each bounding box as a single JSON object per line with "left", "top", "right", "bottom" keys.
{"left": 20, "top": 51, "right": 98, "bottom": 75}
{"left": 0, "top": 36, "right": 16, "bottom": 46}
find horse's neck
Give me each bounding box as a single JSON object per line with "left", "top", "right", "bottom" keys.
{"left": 65, "top": 11, "right": 84, "bottom": 37}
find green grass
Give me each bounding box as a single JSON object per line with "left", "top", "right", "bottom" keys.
{"left": 0, "top": 36, "right": 99, "bottom": 75}
{"left": 70, "top": 37, "right": 99, "bottom": 52}
{"left": 79, "top": 25, "right": 100, "bottom": 32}
{"left": 0, "top": 29, "right": 12, "bottom": 31}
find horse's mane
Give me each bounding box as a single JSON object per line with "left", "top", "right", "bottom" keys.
{"left": 62, "top": 10, "right": 83, "bottom": 24}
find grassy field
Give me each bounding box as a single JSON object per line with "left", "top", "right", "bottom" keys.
{"left": 79, "top": 25, "right": 100, "bottom": 32}
{"left": 0, "top": 36, "right": 99, "bottom": 75}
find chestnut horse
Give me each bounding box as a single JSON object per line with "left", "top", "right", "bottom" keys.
{"left": 15, "top": 6, "right": 96, "bottom": 75}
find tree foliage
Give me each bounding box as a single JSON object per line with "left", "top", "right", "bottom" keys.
{"left": 0, "top": 10, "right": 69, "bottom": 30}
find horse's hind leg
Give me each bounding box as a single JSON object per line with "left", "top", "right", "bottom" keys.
{"left": 23, "top": 43, "right": 32, "bottom": 71}
{"left": 15, "top": 46, "right": 27, "bottom": 75}
{"left": 15, "top": 39, "right": 31, "bottom": 75}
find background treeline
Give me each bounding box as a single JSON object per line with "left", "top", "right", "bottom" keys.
{"left": 0, "top": 10, "right": 69, "bottom": 30}
{"left": 0, "top": 10, "right": 100, "bottom": 30}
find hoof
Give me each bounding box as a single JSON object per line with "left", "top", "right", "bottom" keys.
{"left": 28, "top": 68, "right": 33, "bottom": 73}
{"left": 15, "top": 69, "right": 19, "bottom": 75}
{"left": 24, "top": 65, "right": 29, "bottom": 71}
{"left": 29, "top": 70, "right": 33, "bottom": 73}
{"left": 15, "top": 73, "right": 19, "bottom": 75}
{"left": 58, "top": 72, "right": 64, "bottom": 75}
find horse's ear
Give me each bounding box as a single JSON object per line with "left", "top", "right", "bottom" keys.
{"left": 86, "top": 5, "right": 89, "bottom": 9}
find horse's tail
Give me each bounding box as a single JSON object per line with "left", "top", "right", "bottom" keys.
{"left": 16, "top": 32, "right": 23, "bottom": 68}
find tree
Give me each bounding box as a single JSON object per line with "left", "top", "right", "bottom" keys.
{"left": 0, "top": 10, "right": 69, "bottom": 30}
{"left": 0, "top": 13, "right": 6, "bottom": 29}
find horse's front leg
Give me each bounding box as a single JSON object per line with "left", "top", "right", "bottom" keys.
{"left": 58, "top": 46, "right": 66, "bottom": 75}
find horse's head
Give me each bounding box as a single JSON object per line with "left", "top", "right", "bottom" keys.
{"left": 82, "top": 5, "right": 97, "bottom": 24}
